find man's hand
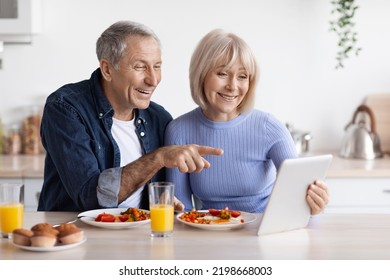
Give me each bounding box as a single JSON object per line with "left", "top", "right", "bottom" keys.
{"left": 119, "top": 144, "right": 222, "bottom": 204}
{"left": 158, "top": 144, "right": 224, "bottom": 173}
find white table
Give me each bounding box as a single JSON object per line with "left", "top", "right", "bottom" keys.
{"left": 1, "top": 212, "right": 390, "bottom": 260}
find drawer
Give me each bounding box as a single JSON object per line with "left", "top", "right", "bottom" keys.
{"left": 0, "top": 178, "right": 23, "bottom": 184}
{"left": 0, "top": 177, "right": 43, "bottom": 212}
{"left": 326, "top": 178, "right": 390, "bottom": 207}
{"left": 23, "top": 178, "right": 43, "bottom": 212}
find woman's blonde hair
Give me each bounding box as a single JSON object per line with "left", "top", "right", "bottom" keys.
{"left": 189, "top": 29, "right": 258, "bottom": 113}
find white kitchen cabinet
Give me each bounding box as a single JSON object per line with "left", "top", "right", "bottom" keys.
{"left": 0, "top": 155, "right": 45, "bottom": 212}
{"left": 325, "top": 178, "right": 390, "bottom": 213}
{"left": 0, "top": 0, "right": 42, "bottom": 43}
{"left": 23, "top": 178, "right": 43, "bottom": 212}
{"left": 0, "top": 178, "right": 23, "bottom": 184}
{"left": 0, "top": 177, "right": 42, "bottom": 212}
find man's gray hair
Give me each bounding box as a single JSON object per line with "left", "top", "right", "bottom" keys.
{"left": 96, "top": 20, "right": 160, "bottom": 69}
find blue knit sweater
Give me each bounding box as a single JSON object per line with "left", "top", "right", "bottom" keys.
{"left": 165, "top": 107, "right": 297, "bottom": 213}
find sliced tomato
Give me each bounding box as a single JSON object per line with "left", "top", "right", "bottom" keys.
{"left": 208, "top": 209, "right": 221, "bottom": 216}
{"left": 100, "top": 213, "right": 116, "bottom": 222}
{"left": 118, "top": 214, "right": 129, "bottom": 222}
{"left": 230, "top": 210, "right": 241, "bottom": 218}
{"left": 95, "top": 213, "right": 106, "bottom": 222}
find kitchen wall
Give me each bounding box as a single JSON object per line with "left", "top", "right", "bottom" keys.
{"left": 0, "top": 0, "right": 389, "bottom": 152}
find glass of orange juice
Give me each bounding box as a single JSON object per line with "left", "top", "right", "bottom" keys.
{"left": 0, "top": 183, "right": 24, "bottom": 238}
{"left": 148, "top": 182, "right": 174, "bottom": 237}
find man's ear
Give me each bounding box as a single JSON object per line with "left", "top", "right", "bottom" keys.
{"left": 100, "top": 59, "right": 112, "bottom": 82}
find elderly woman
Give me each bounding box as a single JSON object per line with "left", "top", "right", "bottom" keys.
{"left": 165, "top": 29, "right": 328, "bottom": 214}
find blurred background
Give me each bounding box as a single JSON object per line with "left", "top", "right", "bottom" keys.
{"left": 0, "top": 0, "right": 389, "bottom": 153}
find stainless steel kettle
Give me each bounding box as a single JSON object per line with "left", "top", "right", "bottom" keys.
{"left": 339, "top": 104, "right": 383, "bottom": 159}
{"left": 286, "top": 123, "right": 312, "bottom": 154}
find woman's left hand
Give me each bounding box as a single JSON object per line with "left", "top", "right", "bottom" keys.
{"left": 174, "top": 196, "right": 185, "bottom": 212}
{"left": 306, "top": 180, "right": 329, "bottom": 215}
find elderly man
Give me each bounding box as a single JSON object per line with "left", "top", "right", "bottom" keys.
{"left": 38, "top": 20, "right": 222, "bottom": 211}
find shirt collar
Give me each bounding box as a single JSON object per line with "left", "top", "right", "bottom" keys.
{"left": 91, "top": 68, "right": 114, "bottom": 119}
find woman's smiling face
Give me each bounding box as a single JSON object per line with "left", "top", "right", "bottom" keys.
{"left": 202, "top": 61, "right": 250, "bottom": 122}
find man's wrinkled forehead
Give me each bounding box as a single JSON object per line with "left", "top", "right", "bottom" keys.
{"left": 124, "top": 36, "right": 162, "bottom": 63}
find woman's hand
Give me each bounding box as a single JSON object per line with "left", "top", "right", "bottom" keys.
{"left": 174, "top": 196, "right": 185, "bottom": 212}
{"left": 306, "top": 180, "right": 329, "bottom": 215}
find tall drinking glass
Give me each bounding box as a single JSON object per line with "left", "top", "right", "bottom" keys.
{"left": 148, "top": 182, "right": 174, "bottom": 237}
{"left": 0, "top": 183, "right": 24, "bottom": 238}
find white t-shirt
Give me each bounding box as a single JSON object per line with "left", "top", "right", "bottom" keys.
{"left": 111, "top": 118, "right": 143, "bottom": 208}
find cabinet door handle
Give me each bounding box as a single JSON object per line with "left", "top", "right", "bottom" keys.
{"left": 383, "top": 189, "right": 390, "bottom": 193}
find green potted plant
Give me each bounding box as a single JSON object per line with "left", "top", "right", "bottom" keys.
{"left": 329, "top": 0, "right": 362, "bottom": 69}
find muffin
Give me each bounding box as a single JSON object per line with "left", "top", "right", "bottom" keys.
{"left": 30, "top": 223, "right": 59, "bottom": 247}
{"left": 55, "top": 224, "right": 84, "bottom": 245}
{"left": 31, "top": 223, "right": 56, "bottom": 233}
{"left": 12, "top": 228, "right": 34, "bottom": 246}
{"left": 30, "top": 231, "right": 58, "bottom": 247}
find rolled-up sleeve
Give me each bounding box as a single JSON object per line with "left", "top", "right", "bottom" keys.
{"left": 97, "top": 167, "right": 122, "bottom": 207}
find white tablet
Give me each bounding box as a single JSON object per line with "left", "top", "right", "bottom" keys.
{"left": 257, "top": 154, "right": 333, "bottom": 235}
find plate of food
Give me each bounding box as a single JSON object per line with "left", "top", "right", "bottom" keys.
{"left": 12, "top": 223, "right": 86, "bottom": 252}
{"left": 13, "top": 237, "right": 87, "bottom": 252}
{"left": 78, "top": 207, "right": 150, "bottom": 229}
{"left": 176, "top": 208, "right": 257, "bottom": 230}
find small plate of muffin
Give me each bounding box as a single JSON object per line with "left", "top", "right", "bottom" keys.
{"left": 12, "top": 223, "right": 86, "bottom": 252}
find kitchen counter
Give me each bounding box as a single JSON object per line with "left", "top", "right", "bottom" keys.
{"left": 1, "top": 211, "right": 390, "bottom": 260}
{"left": 0, "top": 154, "right": 45, "bottom": 178}
{"left": 1, "top": 153, "right": 390, "bottom": 213}
{"left": 0, "top": 155, "right": 45, "bottom": 211}
{"left": 1, "top": 153, "right": 390, "bottom": 179}
{"left": 327, "top": 153, "right": 390, "bottom": 178}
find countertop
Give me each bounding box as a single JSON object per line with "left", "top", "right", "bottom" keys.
{"left": 326, "top": 153, "right": 390, "bottom": 178}
{"left": 0, "top": 154, "right": 45, "bottom": 178}
{"left": 1, "top": 153, "right": 390, "bottom": 179}
{"left": 1, "top": 211, "right": 390, "bottom": 260}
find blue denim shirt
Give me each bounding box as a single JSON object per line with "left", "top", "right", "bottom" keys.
{"left": 38, "top": 68, "right": 172, "bottom": 211}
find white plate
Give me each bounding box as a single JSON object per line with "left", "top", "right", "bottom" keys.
{"left": 176, "top": 210, "right": 257, "bottom": 230}
{"left": 78, "top": 208, "right": 150, "bottom": 229}
{"left": 13, "top": 237, "right": 87, "bottom": 252}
